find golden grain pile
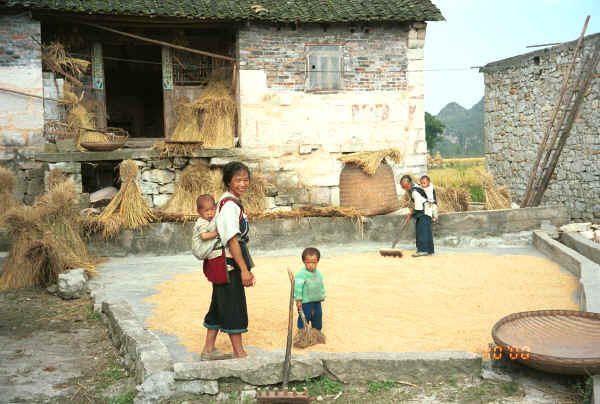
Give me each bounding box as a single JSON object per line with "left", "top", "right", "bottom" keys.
{"left": 0, "top": 165, "right": 18, "bottom": 218}
{"left": 338, "top": 149, "right": 403, "bottom": 175}
{"left": 92, "top": 160, "right": 155, "bottom": 238}
{"left": 0, "top": 179, "right": 96, "bottom": 290}
{"left": 154, "top": 79, "right": 236, "bottom": 156}
{"left": 483, "top": 173, "right": 512, "bottom": 210}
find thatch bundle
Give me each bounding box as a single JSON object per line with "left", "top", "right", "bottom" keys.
{"left": 338, "top": 149, "right": 403, "bottom": 176}
{"left": 0, "top": 165, "right": 18, "bottom": 218}
{"left": 158, "top": 163, "right": 268, "bottom": 218}
{"left": 94, "top": 161, "right": 155, "bottom": 238}
{"left": 0, "top": 179, "right": 96, "bottom": 290}
{"left": 159, "top": 161, "right": 222, "bottom": 217}
{"left": 47, "top": 168, "right": 68, "bottom": 190}
{"left": 436, "top": 186, "right": 471, "bottom": 213}
{"left": 154, "top": 79, "right": 236, "bottom": 156}
{"left": 42, "top": 41, "right": 90, "bottom": 86}
{"left": 483, "top": 173, "right": 512, "bottom": 210}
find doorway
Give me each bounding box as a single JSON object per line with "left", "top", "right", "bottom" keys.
{"left": 103, "top": 45, "right": 164, "bottom": 138}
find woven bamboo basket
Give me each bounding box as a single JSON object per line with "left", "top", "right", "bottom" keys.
{"left": 492, "top": 310, "right": 600, "bottom": 375}
{"left": 43, "top": 121, "right": 80, "bottom": 143}
{"left": 79, "top": 127, "right": 129, "bottom": 151}
{"left": 339, "top": 162, "right": 400, "bottom": 216}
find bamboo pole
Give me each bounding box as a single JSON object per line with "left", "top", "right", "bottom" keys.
{"left": 83, "top": 22, "right": 236, "bottom": 62}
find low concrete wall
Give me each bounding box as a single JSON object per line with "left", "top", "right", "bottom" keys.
{"left": 533, "top": 231, "right": 600, "bottom": 313}
{"left": 560, "top": 232, "right": 600, "bottom": 267}
{"left": 98, "top": 297, "right": 481, "bottom": 403}
{"left": 84, "top": 206, "right": 568, "bottom": 257}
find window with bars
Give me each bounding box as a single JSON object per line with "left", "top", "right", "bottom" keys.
{"left": 306, "top": 45, "right": 344, "bottom": 92}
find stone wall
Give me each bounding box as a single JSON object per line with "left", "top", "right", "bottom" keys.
{"left": 0, "top": 14, "right": 44, "bottom": 152}
{"left": 237, "top": 23, "right": 428, "bottom": 200}
{"left": 480, "top": 33, "right": 600, "bottom": 220}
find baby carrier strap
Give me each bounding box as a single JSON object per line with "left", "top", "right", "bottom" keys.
{"left": 218, "top": 197, "right": 244, "bottom": 221}
{"left": 409, "top": 185, "right": 428, "bottom": 202}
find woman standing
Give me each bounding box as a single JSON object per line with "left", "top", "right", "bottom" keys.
{"left": 201, "top": 162, "right": 255, "bottom": 359}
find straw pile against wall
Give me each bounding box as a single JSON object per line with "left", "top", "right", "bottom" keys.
{"left": 63, "top": 82, "right": 109, "bottom": 145}
{"left": 0, "top": 165, "right": 18, "bottom": 218}
{"left": 483, "top": 173, "right": 512, "bottom": 210}
{"left": 158, "top": 163, "right": 267, "bottom": 219}
{"left": 93, "top": 161, "right": 155, "bottom": 238}
{"left": 154, "top": 78, "right": 236, "bottom": 156}
{"left": 0, "top": 179, "right": 96, "bottom": 290}
{"left": 436, "top": 186, "right": 471, "bottom": 213}
{"left": 338, "top": 149, "right": 403, "bottom": 176}
{"left": 47, "top": 168, "right": 68, "bottom": 190}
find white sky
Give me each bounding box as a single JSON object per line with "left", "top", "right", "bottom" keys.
{"left": 424, "top": 0, "right": 600, "bottom": 114}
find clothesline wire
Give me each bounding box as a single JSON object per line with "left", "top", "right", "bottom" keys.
{"left": 69, "top": 51, "right": 480, "bottom": 73}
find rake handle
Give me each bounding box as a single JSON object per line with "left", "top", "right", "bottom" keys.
{"left": 283, "top": 268, "right": 294, "bottom": 389}
{"left": 391, "top": 215, "right": 411, "bottom": 249}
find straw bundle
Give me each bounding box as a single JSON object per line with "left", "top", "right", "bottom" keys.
{"left": 338, "top": 149, "right": 403, "bottom": 176}
{"left": 95, "top": 160, "right": 155, "bottom": 238}
{"left": 42, "top": 41, "right": 90, "bottom": 86}
{"left": 47, "top": 168, "right": 68, "bottom": 190}
{"left": 159, "top": 161, "right": 221, "bottom": 217}
{"left": 483, "top": 173, "right": 512, "bottom": 210}
{"left": 0, "top": 179, "right": 96, "bottom": 290}
{"left": 436, "top": 186, "right": 471, "bottom": 213}
{"left": 293, "top": 312, "right": 326, "bottom": 349}
{"left": 0, "top": 165, "right": 18, "bottom": 218}
{"left": 154, "top": 79, "right": 236, "bottom": 156}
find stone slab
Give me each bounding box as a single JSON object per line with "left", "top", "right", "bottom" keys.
{"left": 560, "top": 232, "right": 600, "bottom": 266}
{"left": 315, "top": 351, "right": 481, "bottom": 384}
{"left": 174, "top": 353, "right": 323, "bottom": 386}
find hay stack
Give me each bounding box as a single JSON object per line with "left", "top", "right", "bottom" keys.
{"left": 338, "top": 149, "right": 404, "bottom": 176}
{"left": 158, "top": 163, "right": 267, "bottom": 218}
{"left": 436, "top": 186, "right": 471, "bottom": 213}
{"left": 154, "top": 79, "right": 236, "bottom": 156}
{"left": 0, "top": 165, "right": 18, "bottom": 218}
{"left": 483, "top": 173, "right": 512, "bottom": 210}
{"left": 0, "top": 179, "right": 95, "bottom": 290}
{"left": 47, "top": 168, "right": 68, "bottom": 190}
{"left": 95, "top": 160, "right": 155, "bottom": 237}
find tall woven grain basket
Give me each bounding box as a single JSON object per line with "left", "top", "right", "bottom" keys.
{"left": 339, "top": 162, "right": 400, "bottom": 216}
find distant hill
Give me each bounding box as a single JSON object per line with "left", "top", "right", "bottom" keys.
{"left": 432, "top": 97, "right": 484, "bottom": 157}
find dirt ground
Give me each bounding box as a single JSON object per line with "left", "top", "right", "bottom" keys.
{"left": 0, "top": 288, "right": 135, "bottom": 404}
{"left": 144, "top": 251, "right": 579, "bottom": 357}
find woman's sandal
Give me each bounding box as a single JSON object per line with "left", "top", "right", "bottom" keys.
{"left": 200, "top": 349, "right": 233, "bottom": 361}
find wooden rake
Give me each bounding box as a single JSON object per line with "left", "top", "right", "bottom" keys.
{"left": 257, "top": 269, "right": 310, "bottom": 403}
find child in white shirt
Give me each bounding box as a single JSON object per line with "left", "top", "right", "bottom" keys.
{"left": 420, "top": 175, "right": 438, "bottom": 223}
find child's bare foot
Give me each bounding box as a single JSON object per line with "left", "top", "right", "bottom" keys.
{"left": 233, "top": 351, "right": 248, "bottom": 359}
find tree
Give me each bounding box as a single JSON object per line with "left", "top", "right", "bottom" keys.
{"left": 425, "top": 112, "right": 445, "bottom": 152}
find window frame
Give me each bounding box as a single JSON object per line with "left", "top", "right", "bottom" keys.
{"left": 304, "top": 43, "right": 344, "bottom": 93}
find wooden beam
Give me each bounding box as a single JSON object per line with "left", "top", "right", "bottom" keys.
{"left": 82, "top": 22, "right": 236, "bottom": 62}
{"left": 91, "top": 42, "right": 108, "bottom": 130}
{"left": 526, "top": 42, "right": 562, "bottom": 48}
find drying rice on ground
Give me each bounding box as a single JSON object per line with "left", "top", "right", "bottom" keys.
{"left": 0, "top": 179, "right": 96, "bottom": 289}
{"left": 90, "top": 160, "right": 155, "bottom": 238}
{"left": 154, "top": 79, "right": 236, "bottom": 156}
{"left": 0, "top": 165, "right": 18, "bottom": 218}
{"left": 144, "top": 251, "right": 578, "bottom": 356}
{"left": 483, "top": 173, "right": 512, "bottom": 210}
{"left": 338, "top": 149, "right": 403, "bottom": 175}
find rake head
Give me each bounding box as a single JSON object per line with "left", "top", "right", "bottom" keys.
{"left": 256, "top": 387, "right": 311, "bottom": 403}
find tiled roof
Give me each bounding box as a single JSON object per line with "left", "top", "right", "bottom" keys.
{"left": 3, "top": 0, "right": 444, "bottom": 22}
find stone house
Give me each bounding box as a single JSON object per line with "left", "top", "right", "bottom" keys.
{"left": 480, "top": 33, "right": 600, "bottom": 220}
{"left": 0, "top": 1, "right": 443, "bottom": 209}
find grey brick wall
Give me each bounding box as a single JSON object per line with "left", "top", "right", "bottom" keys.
{"left": 0, "top": 14, "right": 42, "bottom": 67}
{"left": 481, "top": 34, "right": 600, "bottom": 220}
{"left": 238, "top": 23, "right": 409, "bottom": 91}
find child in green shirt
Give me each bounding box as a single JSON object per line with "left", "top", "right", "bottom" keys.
{"left": 294, "top": 247, "right": 326, "bottom": 331}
